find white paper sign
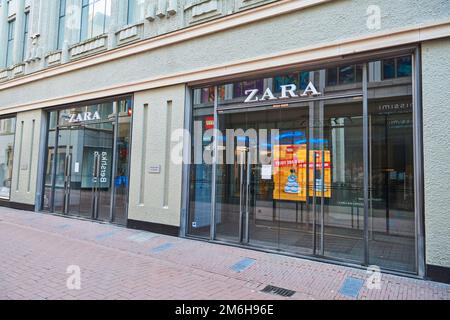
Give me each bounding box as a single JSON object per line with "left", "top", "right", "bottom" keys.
{"left": 149, "top": 165, "right": 161, "bottom": 174}
{"left": 74, "top": 162, "right": 80, "bottom": 173}
{"left": 261, "top": 165, "right": 273, "bottom": 180}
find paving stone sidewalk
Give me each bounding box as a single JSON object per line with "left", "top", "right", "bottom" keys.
{"left": 0, "top": 208, "right": 449, "bottom": 300}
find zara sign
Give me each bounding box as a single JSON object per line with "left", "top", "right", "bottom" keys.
{"left": 68, "top": 111, "right": 101, "bottom": 123}
{"left": 244, "top": 82, "right": 322, "bottom": 103}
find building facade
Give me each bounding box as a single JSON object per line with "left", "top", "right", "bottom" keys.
{"left": 0, "top": 0, "right": 449, "bottom": 283}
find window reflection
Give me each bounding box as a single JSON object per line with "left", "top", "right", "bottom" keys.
{"left": 188, "top": 54, "right": 417, "bottom": 273}
{"left": 127, "top": 0, "right": 146, "bottom": 25}
{"left": 42, "top": 97, "right": 132, "bottom": 226}
{"left": 382, "top": 56, "right": 412, "bottom": 80}
{"left": 0, "top": 117, "right": 16, "bottom": 199}
{"left": 80, "top": 0, "right": 111, "bottom": 41}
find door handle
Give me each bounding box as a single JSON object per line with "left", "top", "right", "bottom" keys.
{"left": 65, "top": 154, "right": 72, "bottom": 189}
{"left": 244, "top": 150, "right": 251, "bottom": 244}
{"left": 93, "top": 152, "right": 101, "bottom": 181}
{"left": 239, "top": 150, "right": 245, "bottom": 243}
{"left": 92, "top": 152, "right": 100, "bottom": 219}
{"left": 64, "top": 154, "right": 69, "bottom": 181}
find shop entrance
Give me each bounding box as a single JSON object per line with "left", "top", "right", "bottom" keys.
{"left": 215, "top": 99, "right": 364, "bottom": 263}
{"left": 42, "top": 97, "right": 132, "bottom": 225}
{"left": 188, "top": 54, "right": 419, "bottom": 274}
{"left": 53, "top": 122, "right": 114, "bottom": 221}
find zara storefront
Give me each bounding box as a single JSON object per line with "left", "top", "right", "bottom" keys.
{"left": 40, "top": 96, "right": 133, "bottom": 226}
{"left": 184, "top": 47, "right": 424, "bottom": 275}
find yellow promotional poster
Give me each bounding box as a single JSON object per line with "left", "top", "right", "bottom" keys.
{"left": 273, "top": 145, "right": 331, "bottom": 201}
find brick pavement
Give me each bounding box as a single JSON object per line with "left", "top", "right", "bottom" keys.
{"left": 0, "top": 207, "right": 449, "bottom": 300}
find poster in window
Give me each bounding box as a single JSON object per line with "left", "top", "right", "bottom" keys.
{"left": 273, "top": 144, "right": 331, "bottom": 201}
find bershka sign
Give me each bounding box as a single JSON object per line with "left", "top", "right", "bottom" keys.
{"left": 244, "top": 82, "right": 321, "bottom": 103}
{"left": 68, "top": 111, "right": 101, "bottom": 123}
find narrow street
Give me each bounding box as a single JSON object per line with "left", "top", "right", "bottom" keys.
{"left": 0, "top": 208, "right": 449, "bottom": 300}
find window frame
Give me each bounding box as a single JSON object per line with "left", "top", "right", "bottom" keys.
{"left": 22, "top": 11, "right": 30, "bottom": 61}
{"left": 79, "top": 0, "right": 110, "bottom": 42}
{"left": 382, "top": 56, "right": 413, "bottom": 80}
{"left": 56, "top": 0, "right": 67, "bottom": 50}
{"left": 6, "top": 18, "right": 16, "bottom": 67}
{"left": 126, "top": 0, "right": 145, "bottom": 25}
{"left": 0, "top": 115, "right": 17, "bottom": 201}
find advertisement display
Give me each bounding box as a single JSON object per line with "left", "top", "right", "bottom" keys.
{"left": 273, "top": 144, "right": 331, "bottom": 201}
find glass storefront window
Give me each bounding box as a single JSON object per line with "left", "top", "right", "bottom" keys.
{"left": 383, "top": 59, "right": 396, "bottom": 80}
{"left": 339, "top": 65, "right": 356, "bottom": 84}
{"left": 368, "top": 61, "right": 415, "bottom": 272}
{"left": 382, "top": 56, "right": 412, "bottom": 80}
{"left": 0, "top": 117, "right": 16, "bottom": 199}
{"left": 58, "top": 102, "right": 114, "bottom": 126}
{"left": 42, "top": 97, "right": 132, "bottom": 226}
{"left": 397, "top": 56, "right": 412, "bottom": 78}
{"left": 188, "top": 88, "right": 214, "bottom": 238}
{"left": 113, "top": 97, "right": 133, "bottom": 225}
{"left": 187, "top": 53, "right": 418, "bottom": 274}
{"left": 327, "top": 65, "right": 363, "bottom": 86}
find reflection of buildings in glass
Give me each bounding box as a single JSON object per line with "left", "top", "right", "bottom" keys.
{"left": 213, "top": 56, "right": 412, "bottom": 106}
{"left": 189, "top": 55, "right": 416, "bottom": 273}
{"left": 42, "top": 97, "right": 132, "bottom": 225}
{"left": 80, "top": 128, "right": 114, "bottom": 189}
{"left": 0, "top": 118, "right": 16, "bottom": 198}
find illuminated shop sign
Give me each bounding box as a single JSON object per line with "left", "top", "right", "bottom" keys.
{"left": 244, "top": 82, "right": 322, "bottom": 103}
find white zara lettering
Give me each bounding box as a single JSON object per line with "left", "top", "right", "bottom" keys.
{"left": 244, "top": 89, "right": 259, "bottom": 103}
{"left": 280, "top": 84, "right": 299, "bottom": 99}
{"left": 244, "top": 81, "right": 321, "bottom": 103}
{"left": 69, "top": 111, "right": 101, "bottom": 123}
{"left": 301, "top": 81, "right": 321, "bottom": 97}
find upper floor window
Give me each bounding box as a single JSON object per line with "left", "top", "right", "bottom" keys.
{"left": 126, "top": 0, "right": 145, "bottom": 25}
{"left": 80, "top": 0, "right": 111, "bottom": 41}
{"left": 57, "top": 0, "right": 67, "bottom": 49}
{"left": 6, "top": 19, "right": 15, "bottom": 67}
{"left": 22, "top": 11, "right": 29, "bottom": 61}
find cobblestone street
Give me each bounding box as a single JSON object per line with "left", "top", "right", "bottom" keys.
{"left": 0, "top": 208, "right": 449, "bottom": 300}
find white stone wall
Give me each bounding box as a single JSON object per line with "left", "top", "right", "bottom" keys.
{"left": 9, "top": 109, "right": 43, "bottom": 205}
{"left": 422, "top": 38, "right": 450, "bottom": 268}
{"left": 128, "top": 84, "right": 185, "bottom": 226}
